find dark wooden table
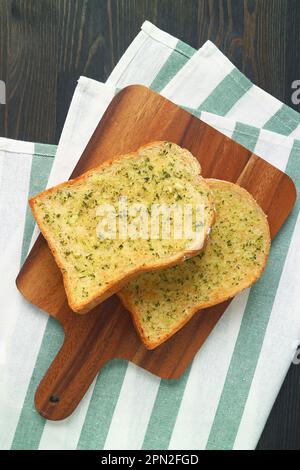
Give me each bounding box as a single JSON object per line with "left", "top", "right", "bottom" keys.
{"left": 0, "top": 0, "right": 300, "bottom": 450}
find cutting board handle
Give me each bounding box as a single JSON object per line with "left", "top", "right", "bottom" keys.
{"left": 34, "top": 317, "right": 113, "bottom": 420}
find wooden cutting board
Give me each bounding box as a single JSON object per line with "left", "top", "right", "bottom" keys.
{"left": 16, "top": 85, "right": 296, "bottom": 421}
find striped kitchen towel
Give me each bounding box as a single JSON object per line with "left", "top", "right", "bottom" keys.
{"left": 1, "top": 21, "right": 300, "bottom": 450}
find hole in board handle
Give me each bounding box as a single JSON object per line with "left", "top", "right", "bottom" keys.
{"left": 49, "top": 395, "right": 60, "bottom": 404}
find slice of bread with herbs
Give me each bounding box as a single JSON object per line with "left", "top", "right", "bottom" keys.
{"left": 29, "top": 141, "right": 215, "bottom": 314}
{"left": 119, "top": 179, "right": 271, "bottom": 349}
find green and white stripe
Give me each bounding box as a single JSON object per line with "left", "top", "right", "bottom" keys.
{"left": 1, "top": 21, "right": 300, "bottom": 450}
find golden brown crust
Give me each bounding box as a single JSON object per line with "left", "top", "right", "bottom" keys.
{"left": 29, "top": 141, "right": 214, "bottom": 314}
{"left": 118, "top": 179, "right": 271, "bottom": 349}
{"left": 29, "top": 142, "right": 202, "bottom": 204}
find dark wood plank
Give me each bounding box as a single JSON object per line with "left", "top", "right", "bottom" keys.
{"left": 16, "top": 85, "right": 296, "bottom": 421}
{"left": 1, "top": 0, "right": 299, "bottom": 141}
{"left": 257, "top": 362, "right": 300, "bottom": 450}
{"left": 0, "top": 0, "right": 9, "bottom": 131}
{"left": 1, "top": 0, "right": 58, "bottom": 141}
{"left": 0, "top": 0, "right": 299, "bottom": 448}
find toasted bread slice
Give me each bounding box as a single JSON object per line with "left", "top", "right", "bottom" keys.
{"left": 119, "top": 179, "right": 271, "bottom": 349}
{"left": 29, "top": 142, "right": 214, "bottom": 314}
